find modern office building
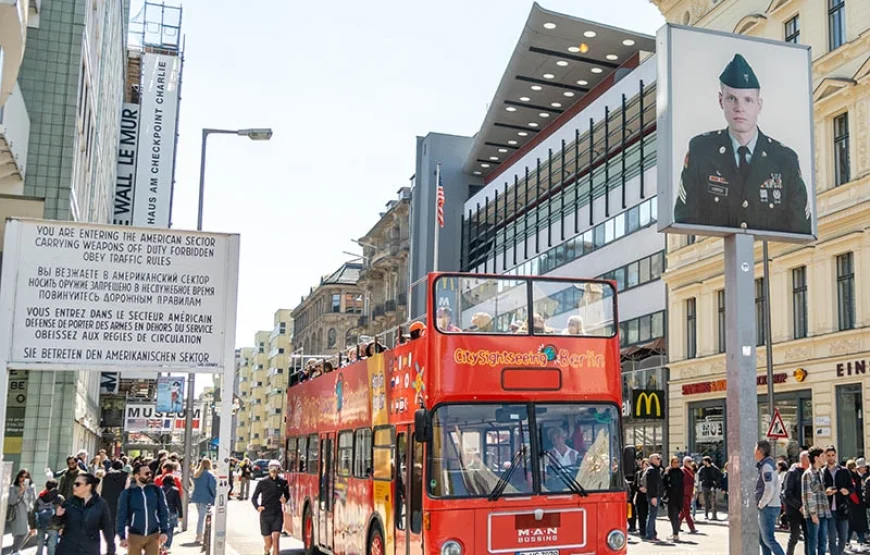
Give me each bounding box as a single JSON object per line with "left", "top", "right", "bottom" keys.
{"left": 408, "top": 133, "right": 481, "bottom": 320}
{"left": 459, "top": 4, "right": 666, "bottom": 455}
{"left": 357, "top": 188, "right": 412, "bottom": 343}
{"left": 3, "top": 0, "right": 129, "bottom": 473}
{"left": 654, "top": 0, "right": 870, "bottom": 462}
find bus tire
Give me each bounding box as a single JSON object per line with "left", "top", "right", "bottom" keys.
{"left": 368, "top": 524, "right": 385, "bottom": 555}
{"left": 303, "top": 504, "right": 317, "bottom": 555}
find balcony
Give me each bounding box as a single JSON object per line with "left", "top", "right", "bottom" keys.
{"left": 0, "top": 0, "right": 29, "bottom": 104}
{"left": 0, "top": 81, "right": 29, "bottom": 194}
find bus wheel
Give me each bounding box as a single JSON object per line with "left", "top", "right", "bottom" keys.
{"left": 368, "top": 525, "right": 385, "bottom": 555}
{"left": 303, "top": 506, "right": 316, "bottom": 555}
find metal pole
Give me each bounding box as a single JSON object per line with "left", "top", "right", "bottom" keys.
{"left": 724, "top": 233, "right": 760, "bottom": 555}
{"left": 763, "top": 241, "right": 775, "bottom": 430}
{"left": 182, "top": 129, "right": 209, "bottom": 532}
{"left": 433, "top": 163, "right": 441, "bottom": 272}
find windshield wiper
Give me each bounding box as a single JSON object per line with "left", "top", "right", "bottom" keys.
{"left": 542, "top": 450, "right": 588, "bottom": 497}
{"left": 488, "top": 446, "right": 526, "bottom": 501}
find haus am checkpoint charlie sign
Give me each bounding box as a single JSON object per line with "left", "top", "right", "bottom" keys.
{"left": 0, "top": 219, "right": 240, "bottom": 372}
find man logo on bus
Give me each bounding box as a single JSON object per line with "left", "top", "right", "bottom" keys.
{"left": 517, "top": 527, "right": 558, "bottom": 543}
{"left": 633, "top": 390, "right": 664, "bottom": 419}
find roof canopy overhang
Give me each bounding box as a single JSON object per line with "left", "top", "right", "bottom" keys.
{"left": 463, "top": 3, "right": 655, "bottom": 178}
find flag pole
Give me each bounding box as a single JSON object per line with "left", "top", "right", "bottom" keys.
{"left": 433, "top": 163, "right": 441, "bottom": 272}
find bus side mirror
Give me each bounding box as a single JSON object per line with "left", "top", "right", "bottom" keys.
{"left": 622, "top": 446, "right": 637, "bottom": 480}
{"left": 414, "top": 409, "right": 431, "bottom": 443}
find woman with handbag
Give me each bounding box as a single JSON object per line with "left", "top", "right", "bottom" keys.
{"left": 7, "top": 468, "right": 36, "bottom": 555}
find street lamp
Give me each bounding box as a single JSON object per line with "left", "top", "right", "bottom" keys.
{"left": 196, "top": 127, "right": 274, "bottom": 231}
{"left": 182, "top": 126, "right": 273, "bottom": 532}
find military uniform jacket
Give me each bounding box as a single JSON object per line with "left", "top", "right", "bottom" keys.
{"left": 674, "top": 128, "right": 811, "bottom": 235}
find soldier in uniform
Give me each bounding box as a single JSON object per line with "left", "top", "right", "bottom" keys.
{"left": 674, "top": 53, "right": 811, "bottom": 235}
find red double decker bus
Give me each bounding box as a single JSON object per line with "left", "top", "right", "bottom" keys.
{"left": 283, "top": 273, "right": 632, "bottom": 555}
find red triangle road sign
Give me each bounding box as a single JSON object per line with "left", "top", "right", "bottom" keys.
{"left": 767, "top": 408, "right": 789, "bottom": 439}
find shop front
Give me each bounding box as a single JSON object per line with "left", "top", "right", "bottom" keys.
{"left": 673, "top": 355, "right": 870, "bottom": 465}
{"left": 687, "top": 389, "right": 813, "bottom": 466}
{"left": 621, "top": 353, "right": 668, "bottom": 458}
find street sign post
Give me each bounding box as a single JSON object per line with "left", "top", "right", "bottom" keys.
{"left": 766, "top": 408, "right": 789, "bottom": 439}
{"left": 0, "top": 218, "right": 240, "bottom": 555}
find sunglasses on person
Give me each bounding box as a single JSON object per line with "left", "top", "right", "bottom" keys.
{"left": 73, "top": 481, "right": 87, "bottom": 488}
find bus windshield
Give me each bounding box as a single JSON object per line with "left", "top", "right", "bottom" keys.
{"left": 428, "top": 403, "right": 621, "bottom": 498}
{"left": 433, "top": 275, "right": 616, "bottom": 337}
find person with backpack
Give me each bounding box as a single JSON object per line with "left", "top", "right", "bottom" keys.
{"left": 782, "top": 451, "right": 809, "bottom": 555}
{"left": 33, "top": 479, "right": 64, "bottom": 555}
{"left": 160, "top": 475, "right": 183, "bottom": 554}
{"left": 698, "top": 456, "right": 723, "bottom": 520}
{"left": 116, "top": 462, "right": 170, "bottom": 555}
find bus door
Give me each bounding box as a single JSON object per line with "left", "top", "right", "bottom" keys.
{"left": 318, "top": 432, "right": 335, "bottom": 551}
{"left": 394, "top": 426, "right": 423, "bottom": 555}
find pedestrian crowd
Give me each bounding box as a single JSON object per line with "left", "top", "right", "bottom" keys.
{"left": 5, "top": 448, "right": 219, "bottom": 555}
{"left": 629, "top": 442, "right": 870, "bottom": 555}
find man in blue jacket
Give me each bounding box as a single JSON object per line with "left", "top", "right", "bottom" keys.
{"left": 117, "top": 462, "right": 170, "bottom": 555}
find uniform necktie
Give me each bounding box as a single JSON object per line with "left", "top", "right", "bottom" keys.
{"left": 737, "top": 146, "right": 750, "bottom": 179}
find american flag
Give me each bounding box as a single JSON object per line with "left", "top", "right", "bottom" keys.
{"left": 436, "top": 171, "right": 445, "bottom": 228}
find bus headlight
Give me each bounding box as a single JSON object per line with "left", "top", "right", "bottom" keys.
{"left": 440, "top": 540, "right": 463, "bottom": 555}
{"left": 606, "top": 529, "right": 626, "bottom": 551}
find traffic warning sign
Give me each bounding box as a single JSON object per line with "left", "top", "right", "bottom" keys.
{"left": 767, "top": 408, "right": 789, "bottom": 439}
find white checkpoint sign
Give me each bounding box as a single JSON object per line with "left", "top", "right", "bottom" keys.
{"left": 1, "top": 219, "right": 239, "bottom": 371}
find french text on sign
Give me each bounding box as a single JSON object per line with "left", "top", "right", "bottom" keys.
{"left": 0, "top": 219, "right": 239, "bottom": 372}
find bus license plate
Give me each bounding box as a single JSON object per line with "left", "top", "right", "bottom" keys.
{"left": 516, "top": 551, "right": 559, "bottom": 555}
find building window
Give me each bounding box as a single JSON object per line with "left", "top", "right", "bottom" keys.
{"left": 717, "top": 290, "right": 726, "bottom": 354}
{"left": 686, "top": 235, "right": 696, "bottom": 246}
{"left": 828, "top": 0, "right": 846, "bottom": 51}
{"left": 834, "top": 113, "right": 850, "bottom": 186}
{"left": 345, "top": 293, "right": 363, "bottom": 314}
{"left": 331, "top": 293, "right": 341, "bottom": 313}
{"left": 755, "top": 278, "right": 766, "bottom": 346}
{"left": 784, "top": 14, "right": 800, "bottom": 44}
{"left": 836, "top": 384, "right": 864, "bottom": 459}
{"left": 837, "top": 252, "right": 855, "bottom": 331}
{"left": 686, "top": 298, "right": 697, "bottom": 359}
{"left": 792, "top": 266, "right": 807, "bottom": 339}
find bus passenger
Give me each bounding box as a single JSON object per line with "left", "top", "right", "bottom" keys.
{"left": 322, "top": 361, "right": 334, "bottom": 374}
{"left": 562, "top": 315, "right": 585, "bottom": 335}
{"left": 409, "top": 321, "right": 425, "bottom": 340}
{"left": 533, "top": 314, "right": 554, "bottom": 334}
{"left": 509, "top": 320, "right": 523, "bottom": 333}
{"left": 469, "top": 312, "right": 493, "bottom": 332}
{"left": 436, "top": 307, "right": 461, "bottom": 332}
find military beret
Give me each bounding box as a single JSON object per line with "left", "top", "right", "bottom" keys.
{"left": 719, "top": 53, "right": 760, "bottom": 89}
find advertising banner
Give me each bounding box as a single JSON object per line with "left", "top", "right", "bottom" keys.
{"left": 114, "top": 103, "right": 140, "bottom": 226}
{"left": 100, "top": 372, "right": 119, "bottom": 395}
{"left": 156, "top": 376, "right": 185, "bottom": 413}
{"left": 124, "top": 403, "right": 201, "bottom": 432}
{"left": 3, "top": 371, "right": 28, "bottom": 455}
{"left": 656, "top": 24, "right": 816, "bottom": 242}
{"left": 133, "top": 53, "right": 181, "bottom": 228}
{"left": 0, "top": 219, "right": 240, "bottom": 372}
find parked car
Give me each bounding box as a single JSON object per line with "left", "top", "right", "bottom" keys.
{"left": 251, "top": 459, "right": 270, "bottom": 479}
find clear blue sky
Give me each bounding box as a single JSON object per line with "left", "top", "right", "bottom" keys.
{"left": 147, "top": 0, "right": 665, "bottom": 348}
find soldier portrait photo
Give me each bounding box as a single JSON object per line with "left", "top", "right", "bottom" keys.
{"left": 673, "top": 53, "right": 812, "bottom": 235}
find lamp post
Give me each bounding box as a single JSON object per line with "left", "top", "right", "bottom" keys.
{"left": 181, "top": 127, "right": 273, "bottom": 532}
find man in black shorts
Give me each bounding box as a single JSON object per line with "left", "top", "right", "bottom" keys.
{"left": 251, "top": 460, "right": 290, "bottom": 555}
